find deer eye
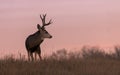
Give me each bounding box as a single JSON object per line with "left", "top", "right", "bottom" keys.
{"left": 45, "top": 31, "right": 48, "bottom": 33}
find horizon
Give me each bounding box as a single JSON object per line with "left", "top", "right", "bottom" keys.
{"left": 0, "top": 0, "right": 120, "bottom": 57}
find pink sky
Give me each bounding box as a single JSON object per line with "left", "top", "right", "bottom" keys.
{"left": 0, "top": 0, "right": 120, "bottom": 57}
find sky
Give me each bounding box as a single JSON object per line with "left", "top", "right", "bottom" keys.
{"left": 0, "top": 0, "right": 120, "bottom": 57}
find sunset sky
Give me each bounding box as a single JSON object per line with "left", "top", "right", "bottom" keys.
{"left": 0, "top": 0, "right": 120, "bottom": 57}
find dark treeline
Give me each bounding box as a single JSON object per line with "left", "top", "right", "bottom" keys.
{"left": 50, "top": 45, "right": 120, "bottom": 60}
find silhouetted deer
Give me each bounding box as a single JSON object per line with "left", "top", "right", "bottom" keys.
{"left": 25, "top": 14, "right": 52, "bottom": 61}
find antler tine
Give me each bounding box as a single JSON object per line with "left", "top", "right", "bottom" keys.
{"left": 40, "top": 15, "right": 43, "bottom": 20}
{"left": 40, "top": 14, "right": 47, "bottom": 19}
{"left": 40, "top": 14, "right": 46, "bottom": 25}
{"left": 40, "top": 15, "right": 44, "bottom": 25}
{"left": 49, "top": 19, "right": 52, "bottom": 23}
{"left": 43, "top": 14, "right": 47, "bottom": 18}
{"left": 45, "top": 19, "right": 52, "bottom": 26}
{"left": 40, "top": 14, "right": 52, "bottom": 28}
{"left": 42, "top": 14, "right": 47, "bottom": 25}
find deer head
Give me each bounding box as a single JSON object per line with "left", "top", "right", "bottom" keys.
{"left": 37, "top": 14, "right": 52, "bottom": 39}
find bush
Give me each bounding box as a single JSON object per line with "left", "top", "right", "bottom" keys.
{"left": 81, "top": 46, "right": 106, "bottom": 59}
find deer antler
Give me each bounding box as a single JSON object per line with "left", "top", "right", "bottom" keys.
{"left": 40, "top": 14, "right": 52, "bottom": 29}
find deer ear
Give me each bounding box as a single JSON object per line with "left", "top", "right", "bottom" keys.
{"left": 37, "top": 24, "right": 41, "bottom": 29}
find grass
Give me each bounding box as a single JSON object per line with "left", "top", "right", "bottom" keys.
{"left": 1, "top": 46, "right": 120, "bottom": 75}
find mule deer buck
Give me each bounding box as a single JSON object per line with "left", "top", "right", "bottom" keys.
{"left": 25, "top": 14, "right": 52, "bottom": 61}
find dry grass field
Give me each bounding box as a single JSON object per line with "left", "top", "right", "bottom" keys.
{"left": 1, "top": 46, "right": 120, "bottom": 75}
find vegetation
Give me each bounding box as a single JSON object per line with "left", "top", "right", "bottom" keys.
{"left": 1, "top": 46, "right": 120, "bottom": 75}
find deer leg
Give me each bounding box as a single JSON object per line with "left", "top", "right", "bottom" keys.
{"left": 28, "top": 51, "right": 30, "bottom": 61}
{"left": 39, "top": 54, "right": 42, "bottom": 60}
{"left": 35, "top": 52, "right": 37, "bottom": 61}
{"left": 36, "top": 47, "right": 42, "bottom": 60}
{"left": 30, "top": 52, "right": 34, "bottom": 61}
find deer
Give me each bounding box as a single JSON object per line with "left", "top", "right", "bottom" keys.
{"left": 25, "top": 14, "right": 52, "bottom": 61}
